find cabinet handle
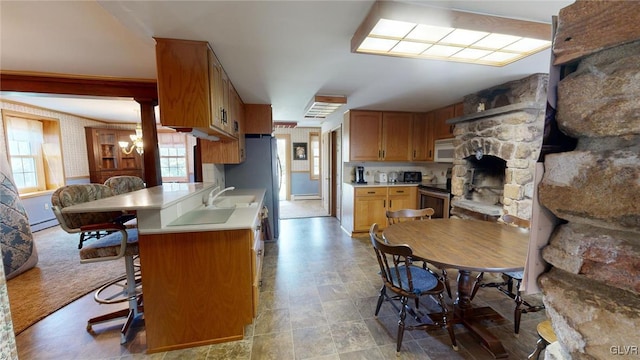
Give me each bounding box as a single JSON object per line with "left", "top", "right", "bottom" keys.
{"left": 383, "top": 200, "right": 386, "bottom": 208}
{"left": 397, "top": 190, "right": 404, "bottom": 193}
{"left": 382, "top": 150, "right": 385, "bottom": 158}
{"left": 389, "top": 200, "right": 392, "bottom": 208}
{"left": 378, "top": 149, "right": 381, "bottom": 158}
{"left": 413, "top": 150, "right": 416, "bottom": 158}
{"left": 429, "top": 150, "right": 432, "bottom": 157}
{"left": 367, "top": 191, "right": 375, "bottom": 194}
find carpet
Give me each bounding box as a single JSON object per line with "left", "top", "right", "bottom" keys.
{"left": 6, "top": 226, "right": 125, "bottom": 335}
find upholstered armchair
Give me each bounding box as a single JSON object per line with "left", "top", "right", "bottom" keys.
{"left": 51, "top": 184, "right": 133, "bottom": 248}
{"left": 0, "top": 154, "right": 38, "bottom": 280}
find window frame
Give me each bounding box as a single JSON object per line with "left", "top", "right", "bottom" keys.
{"left": 308, "top": 132, "right": 320, "bottom": 180}
{"left": 157, "top": 130, "right": 190, "bottom": 183}
{"left": 2, "top": 110, "right": 64, "bottom": 195}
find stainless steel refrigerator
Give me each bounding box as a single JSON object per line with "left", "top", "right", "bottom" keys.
{"left": 224, "top": 135, "right": 279, "bottom": 239}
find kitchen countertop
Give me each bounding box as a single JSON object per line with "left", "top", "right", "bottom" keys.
{"left": 62, "top": 183, "right": 266, "bottom": 234}
{"left": 347, "top": 181, "right": 421, "bottom": 187}
{"left": 347, "top": 181, "right": 449, "bottom": 190}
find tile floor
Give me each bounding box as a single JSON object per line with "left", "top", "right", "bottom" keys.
{"left": 15, "top": 217, "right": 547, "bottom": 359}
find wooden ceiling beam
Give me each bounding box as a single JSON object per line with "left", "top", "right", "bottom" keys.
{"left": 0, "top": 71, "right": 157, "bottom": 99}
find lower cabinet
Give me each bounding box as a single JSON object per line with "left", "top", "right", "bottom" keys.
{"left": 353, "top": 186, "right": 417, "bottom": 232}
{"left": 138, "top": 223, "right": 263, "bottom": 353}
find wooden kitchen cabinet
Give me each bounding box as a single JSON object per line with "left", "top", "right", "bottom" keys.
{"left": 433, "top": 102, "right": 463, "bottom": 140}
{"left": 388, "top": 186, "right": 417, "bottom": 212}
{"left": 353, "top": 186, "right": 417, "bottom": 232}
{"left": 155, "top": 38, "right": 234, "bottom": 140}
{"left": 411, "top": 112, "right": 435, "bottom": 161}
{"left": 201, "top": 85, "right": 246, "bottom": 164}
{"left": 382, "top": 112, "right": 413, "bottom": 161}
{"left": 139, "top": 226, "right": 261, "bottom": 353}
{"left": 244, "top": 104, "right": 273, "bottom": 135}
{"left": 85, "top": 127, "right": 143, "bottom": 183}
{"left": 354, "top": 187, "right": 388, "bottom": 232}
{"left": 343, "top": 110, "right": 412, "bottom": 162}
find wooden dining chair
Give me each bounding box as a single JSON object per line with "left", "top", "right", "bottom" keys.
{"left": 369, "top": 223, "right": 457, "bottom": 353}
{"left": 470, "top": 213, "right": 545, "bottom": 334}
{"left": 385, "top": 208, "right": 452, "bottom": 298}
{"left": 386, "top": 208, "right": 435, "bottom": 225}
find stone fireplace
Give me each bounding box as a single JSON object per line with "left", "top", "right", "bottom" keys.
{"left": 448, "top": 73, "right": 548, "bottom": 221}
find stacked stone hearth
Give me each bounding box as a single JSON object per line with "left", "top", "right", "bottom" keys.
{"left": 449, "top": 73, "right": 548, "bottom": 221}
{"left": 536, "top": 2, "right": 640, "bottom": 359}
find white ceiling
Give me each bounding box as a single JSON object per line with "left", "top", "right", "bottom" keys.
{"left": 0, "top": 0, "right": 574, "bottom": 127}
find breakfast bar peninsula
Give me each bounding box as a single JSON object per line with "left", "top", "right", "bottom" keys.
{"left": 62, "top": 183, "right": 266, "bottom": 353}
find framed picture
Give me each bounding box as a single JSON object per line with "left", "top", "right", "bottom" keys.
{"left": 293, "top": 142, "right": 308, "bottom": 160}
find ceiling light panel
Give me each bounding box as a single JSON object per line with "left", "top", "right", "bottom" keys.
{"left": 304, "top": 95, "right": 347, "bottom": 119}
{"left": 351, "top": 1, "right": 553, "bottom": 66}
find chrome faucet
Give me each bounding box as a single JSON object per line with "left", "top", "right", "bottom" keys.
{"left": 207, "top": 186, "right": 235, "bottom": 206}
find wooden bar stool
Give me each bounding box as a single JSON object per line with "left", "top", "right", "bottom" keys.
{"left": 528, "top": 319, "right": 558, "bottom": 360}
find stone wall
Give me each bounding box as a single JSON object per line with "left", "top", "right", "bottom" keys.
{"left": 538, "top": 19, "right": 640, "bottom": 360}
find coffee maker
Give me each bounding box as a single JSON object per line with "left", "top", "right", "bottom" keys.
{"left": 356, "top": 166, "right": 367, "bottom": 184}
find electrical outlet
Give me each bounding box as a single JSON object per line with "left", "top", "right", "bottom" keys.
{"left": 44, "top": 203, "right": 50, "bottom": 210}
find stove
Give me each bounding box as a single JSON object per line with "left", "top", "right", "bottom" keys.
{"left": 418, "top": 183, "right": 451, "bottom": 218}
{"left": 418, "top": 182, "right": 450, "bottom": 192}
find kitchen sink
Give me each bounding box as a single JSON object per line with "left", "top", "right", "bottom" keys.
{"left": 168, "top": 207, "right": 235, "bottom": 226}
{"left": 208, "top": 195, "right": 257, "bottom": 209}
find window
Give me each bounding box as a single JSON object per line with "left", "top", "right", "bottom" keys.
{"left": 309, "top": 132, "right": 320, "bottom": 180}
{"left": 157, "top": 131, "right": 189, "bottom": 182}
{"left": 3, "top": 110, "right": 64, "bottom": 194}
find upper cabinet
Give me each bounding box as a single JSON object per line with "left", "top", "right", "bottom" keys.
{"left": 155, "top": 38, "right": 235, "bottom": 140}
{"left": 343, "top": 110, "right": 412, "bottom": 162}
{"left": 244, "top": 104, "right": 273, "bottom": 135}
{"left": 432, "top": 102, "right": 463, "bottom": 140}
{"left": 411, "top": 112, "right": 435, "bottom": 161}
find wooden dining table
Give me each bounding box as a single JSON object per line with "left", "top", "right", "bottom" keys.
{"left": 383, "top": 218, "right": 530, "bottom": 359}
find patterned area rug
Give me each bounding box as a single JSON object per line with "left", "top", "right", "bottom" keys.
{"left": 279, "top": 199, "right": 329, "bottom": 219}
{"left": 6, "top": 226, "right": 125, "bottom": 334}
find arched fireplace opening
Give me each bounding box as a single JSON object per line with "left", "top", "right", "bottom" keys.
{"left": 464, "top": 155, "right": 506, "bottom": 206}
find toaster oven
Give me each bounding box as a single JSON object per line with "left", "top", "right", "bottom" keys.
{"left": 402, "top": 171, "right": 422, "bottom": 183}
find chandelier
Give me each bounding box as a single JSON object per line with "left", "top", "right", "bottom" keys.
{"left": 119, "top": 124, "right": 144, "bottom": 155}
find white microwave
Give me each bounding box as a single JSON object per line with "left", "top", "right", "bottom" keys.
{"left": 434, "top": 139, "right": 455, "bottom": 163}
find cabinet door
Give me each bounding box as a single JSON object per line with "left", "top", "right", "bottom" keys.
{"left": 156, "top": 38, "right": 211, "bottom": 129}
{"left": 381, "top": 112, "right": 412, "bottom": 161}
{"left": 354, "top": 187, "right": 388, "bottom": 231}
{"left": 388, "top": 187, "right": 418, "bottom": 211}
{"left": 208, "top": 50, "right": 224, "bottom": 131}
{"left": 96, "top": 130, "right": 118, "bottom": 171}
{"left": 433, "top": 105, "right": 456, "bottom": 140}
{"left": 349, "top": 111, "right": 382, "bottom": 161}
{"left": 354, "top": 196, "right": 387, "bottom": 232}
{"left": 411, "top": 112, "right": 435, "bottom": 161}
{"left": 244, "top": 104, "right": 273, "bottom": 135}
{"left": 221, "top": 69, "right": 231, "bottom": 133}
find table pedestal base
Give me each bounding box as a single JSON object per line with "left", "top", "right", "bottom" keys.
{"left": 453, "top": 306, "right": 508, "bottom": 358}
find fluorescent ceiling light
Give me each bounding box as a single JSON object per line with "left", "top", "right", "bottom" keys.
{"left": 304, "top": 95, "right": 347, "bottom": 119}
{"left": 351, "top": 1, "right": 553, "bottom": 67}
